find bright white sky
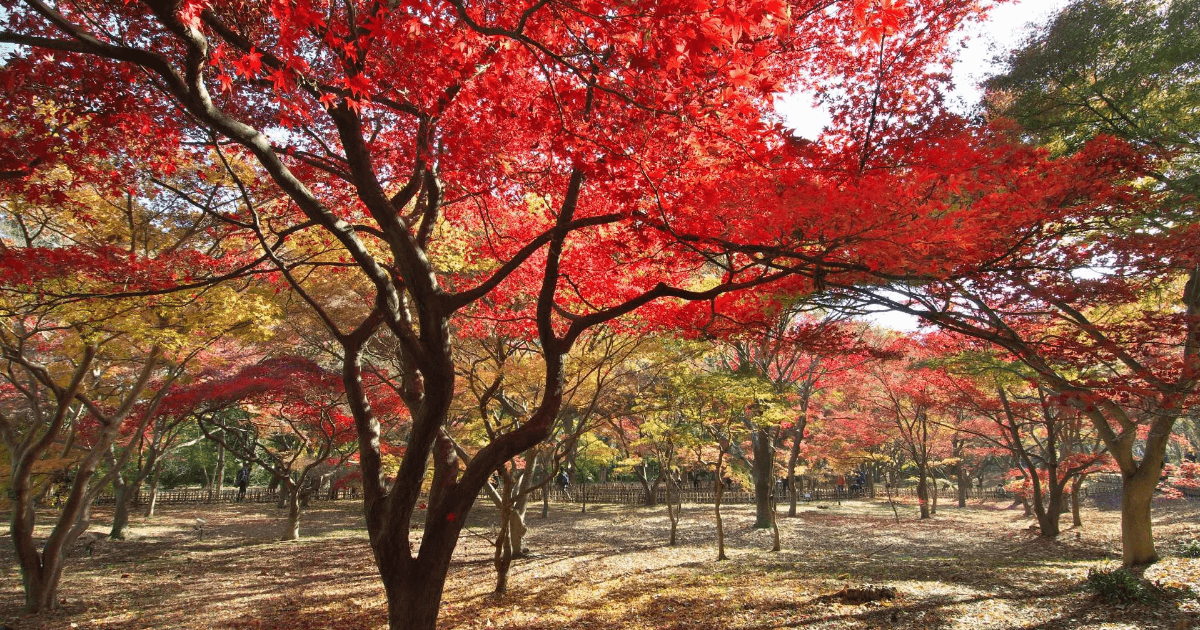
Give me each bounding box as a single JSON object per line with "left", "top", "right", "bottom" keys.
{"left": 774, "top": 0, "right": 1072, "bottom": 330}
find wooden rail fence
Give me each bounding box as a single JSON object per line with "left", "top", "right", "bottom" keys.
{"left": 93, "top": 480, "right": 1187, "bottom": 509}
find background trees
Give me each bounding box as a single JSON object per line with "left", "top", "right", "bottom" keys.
{"left": 0, "top": 173, "right": 275, "bottom": 610}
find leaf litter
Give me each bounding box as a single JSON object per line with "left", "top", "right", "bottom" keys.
{"left": 1, "top": 498, "right": 1198, "bottom": 629}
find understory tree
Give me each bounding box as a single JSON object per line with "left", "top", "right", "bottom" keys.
{"left": 0, "top": 146, "right": 275, "bottom": 610}
{"left": 183, "top": 357, "right": 359, "bottom": 540}
{"left": 944, "top": 354, "right": 1108, "bottom": 536}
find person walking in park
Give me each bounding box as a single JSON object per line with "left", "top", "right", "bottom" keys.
{"left": 236, "top": 464, "right": 250, "bottom": 502}
{"left": 557, "top": 470, "right": 571, "bottom": 499}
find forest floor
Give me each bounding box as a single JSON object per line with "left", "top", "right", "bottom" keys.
{"left": 1, "top": 496, "right": 1198, "bottom": 629}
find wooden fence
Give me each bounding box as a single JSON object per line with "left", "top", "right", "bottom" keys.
{"left": 94, "top": 480, "right": 1184, "bottom": 509}
{"left": 93, "top": 486, "right": 360, "bottom": 506}
{"left": 539, "top": 482, "right": 1020, "bottom": 506}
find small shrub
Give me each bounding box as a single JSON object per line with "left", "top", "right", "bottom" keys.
{"left": 1086, "top": 567, "right": 1152, "bottom": 605}
{"left": 1177, "top": 539, "right": 1200, "bottom": 558}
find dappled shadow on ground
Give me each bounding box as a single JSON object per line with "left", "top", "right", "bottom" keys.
{"left": 2, "top": 498, "right": 1199, "bottom": 629}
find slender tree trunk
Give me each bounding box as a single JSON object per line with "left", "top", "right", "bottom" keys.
{"left": 916, "top": 467, "right": 930, "bottom": 519}
{"left": 1071, "top": 475, "right": 1085, "bottom": 527}
{"left": 769, "top": 487, "right": 780, "bottom": 552}
{"left": 493, "top": 486, "right": 514, "bottom": 597}
{"left": 786, "top": 436, "right": 801, "bottom": 517}
{"left": 667, "top": 478, "right": 680, "bottom": 546}
{"left": 210, "top": 442, "right": 226, "bottom": 502}
{"left": 886, "top": 478, "right": 899, "bottom": 524}
{"left": 144, "top": 462, "right": 163, "bottom": 518}
{"left": 956, "top": 464, "right": 968, "bottom": 508}
{"left": 715, "top": 475, "right": 727, "bottom": 561}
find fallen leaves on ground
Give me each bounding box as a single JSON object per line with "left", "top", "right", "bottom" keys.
{"left": 2, "top": 499, "right": 1198, "bottom": 629}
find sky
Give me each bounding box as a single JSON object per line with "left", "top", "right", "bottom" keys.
{"left": 775, "top": 0, "right": 1072, "bottom": 330}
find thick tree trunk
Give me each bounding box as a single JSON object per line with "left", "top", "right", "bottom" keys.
{"left": 751, "top": 427, "right": 774, "bottom": 528}
{"left": 1032, "top": 482, "right": 1063, "bottom": 538}
{"left": 383, "top": 552, "right": 457, "bottom": 630}
{"left": 636, "top": 464, "right": 660, "bottom": 507}
{"left": 283, "top": 481, "right": 301, "bottom": 541}
{"left": 108, "top": 482, "right": 135, "bottom": 540}
{"left": 1119, "top": 468, "right": 1160, "bottom": 566}
{"left": 507, "top": 508, "right": 528, "bottom": 556}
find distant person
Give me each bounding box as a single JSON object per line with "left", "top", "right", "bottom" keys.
{"left": 236, "top": 464, "right": 251, "bottom": 502}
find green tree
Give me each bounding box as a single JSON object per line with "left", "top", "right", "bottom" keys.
{"left": 986, "top": 0, "right": 1200, "bottom": 197}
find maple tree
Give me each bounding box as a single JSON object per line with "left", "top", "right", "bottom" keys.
{"left": 180, "top": 356, "right": 358, "bottom": 540}
{"left": 449, "top": 327, "right": 644, "bottom": 595}
{"left": 943, "top": 352, "right": 1108, "bottom": 536}
{"left": 0, "top": 0, "right": 1057, "bottom": 625}
{"left": 862, "top": 336, "right": 961, "bottom": 519}
{"left": 719, "top": 306, "right": 873, "bottom": 520}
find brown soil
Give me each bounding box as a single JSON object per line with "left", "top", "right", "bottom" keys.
{"left": 2, "top": 498, "right": 1198, "bottom": 629}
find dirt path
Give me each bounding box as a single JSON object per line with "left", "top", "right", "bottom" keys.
{"left": 2, "top": 498, "right": 1197, "bottom": 629}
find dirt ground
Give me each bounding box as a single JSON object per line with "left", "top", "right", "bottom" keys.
{"left": 1, "top": 496, "right": 1198, "bottom": 629}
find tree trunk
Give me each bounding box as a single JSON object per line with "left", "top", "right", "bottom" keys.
{"left": 751, "top": 426, "right": 774, "bottom": 528}
{"left": 769, "top": 488, "right": 780, "bottom": 552}
{"left": 715, "top": 476, "right": 727, "bottom": 561}
{"left": 786, "top": 434, "right": 801, "bottom": 517}
{"left": 956, "top": 465, "right": 968, "bottom": 508}
{"left": 667, "top": 479, "right": 680, "bottom": 546}
{"left": 916, "top": 469, "right": 930, "bottom": 519}
{"left": 1071, "top": 475, "right": 1085, "bottom": 527}
{"left": 507, "top": 508, "right": 528, "bottom": 556}
{"left": 144, "top": 462, "right": 162, "bottom": 518}
{"left": 210, "top": 441, "right": 226, "bottom": 502}
{"left": 493, "top": 490, "right": 514, "bottom": 597}
{"left": 108, "top": 481, "right": 135, "bottom": 540}
{"left": 383, "top": 553, "right": 457, "bottom": 630}
{"left": 1119, "top": 467, "right": 1160, "bottom": 566}
{"left": 637, "top": 463, "right": 660, "bottom": 507}
{"left": 1032, "top": 482, "right": 1063, "bottom": 538}
{"left": 282, "top": 481, "right": 301, "bottom": 541}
